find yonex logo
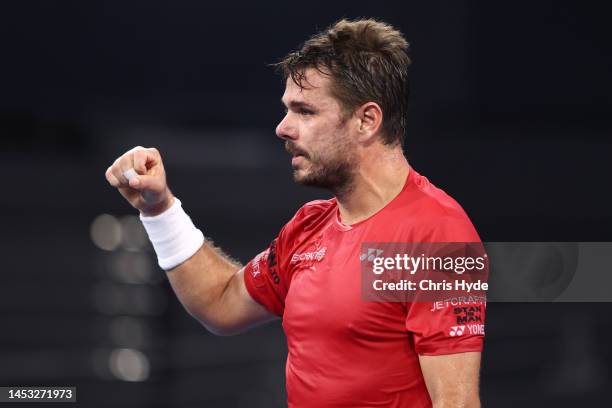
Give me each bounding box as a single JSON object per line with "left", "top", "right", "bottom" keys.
{"left": 360, "top": 248, "right": 384, "bottom": 261}
{"left": 449, "top": 325, "right": 465, "bottom": 337}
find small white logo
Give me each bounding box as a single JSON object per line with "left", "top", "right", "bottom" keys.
{"left": 251, "top": 250, "right": 268, "bottom": 277}
{"left": 449, "top": 325, "right": 465, "bottom": 337}
{"left": 291, "top": 247, "right": 327, "bottom": 264}
{"left": 467, "top": 324, "right": 485, "bottom": 335}
{"left": 360, "top": 248, "right": 384, "bottom": 261}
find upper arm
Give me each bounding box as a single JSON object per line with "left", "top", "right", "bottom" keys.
{"left": 419, "top": 352, "right": 481, "bottom": 408}
{"left": 214, "top": 267, "right": 279, "bottom": 335}
{"left": 166, "top": 243, "right": 278, "bottom": 336}
{"left": 170, "top": 204, "right": 315, "bottom": 335}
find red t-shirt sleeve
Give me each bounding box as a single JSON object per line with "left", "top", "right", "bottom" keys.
{"left": 405, "top": 214, "right": 486, "bottom": 355}
{"left": 406, "top": 301, "right": 485, "bottom": 355}
{"left": 243, "top": 237, "right": 288, "bottom": 316}
{"left": 243, "top": 200, "right": 331, "bottom": 316}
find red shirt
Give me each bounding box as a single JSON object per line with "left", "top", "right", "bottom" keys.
{"left": 243, "top": 167, "right": 485, "bottom": 408}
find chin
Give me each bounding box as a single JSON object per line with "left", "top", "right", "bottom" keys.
{"left": 292, "top": 163, "right": 312, "bottom": 180}
{"left": 294, "top": 172, "right": 329, "bottom": 189}
{"left": 293, "top": 169, "right": 309, "bottom": 184}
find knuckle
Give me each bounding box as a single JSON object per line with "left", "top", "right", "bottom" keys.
{"left": 132, "top": 146, "right": 146, "bottom": 156}
{"left": 106, "top": 173, "right": 118, "bottom": 186}
{"left": 116, "top": 158, "right": 128, "bottom": 171}
{"left": 120, "top": 155, "right": 134, "bottom": 170}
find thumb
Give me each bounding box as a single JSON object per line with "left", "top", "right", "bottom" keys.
{"left": 129, "top": 174, "right": 163, "bottom": 192}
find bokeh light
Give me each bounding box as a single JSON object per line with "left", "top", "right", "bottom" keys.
{"left": 109, "top": 348, "right": 150, "bottom": 382}
{"left": 90, "top": 214, "right": 122, "bottom": 251}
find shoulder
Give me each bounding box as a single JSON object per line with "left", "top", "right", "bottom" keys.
{"left": 397, "top": 170, "right": 480, "bottom": 242}
{"left": 297, "top": 198, "right": 335, "bottom": 221}
{"left": 278, "top": 198, "right": 336, "bottom": 244}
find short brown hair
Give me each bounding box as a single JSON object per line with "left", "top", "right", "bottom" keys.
{"left": 276, "top": 18, "right": 411, "bottom": 145}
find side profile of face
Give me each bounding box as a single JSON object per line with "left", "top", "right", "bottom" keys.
{"left": 276, "top": 68, "right": 359, "bottom": 192}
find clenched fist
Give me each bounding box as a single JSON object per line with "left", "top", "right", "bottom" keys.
{"left": 105, "top": 146, "right": 174, "bottom": 216}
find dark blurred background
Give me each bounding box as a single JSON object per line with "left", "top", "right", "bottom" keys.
{"left": 1, "top": 1, "right": 610, "bottom": 407}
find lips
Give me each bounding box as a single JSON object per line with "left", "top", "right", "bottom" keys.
{"left": 291, "top": 155, "right": 306, "bottom": 167}
{"left": 288, "top": 148, "right": 307, "bottom": 157}
{"left": 285, "top": 142, "right": 308, "bottom": 161}
{"left": 291, "top": 151, "right": 308, "bottom": 162}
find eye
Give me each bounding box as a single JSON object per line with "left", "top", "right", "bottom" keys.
{"left": 299, "top": 108, "right": 314, "bottom": 116}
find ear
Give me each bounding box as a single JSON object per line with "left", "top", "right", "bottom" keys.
{"left": 355, "top": 102, "right": 383, "bottom": 143}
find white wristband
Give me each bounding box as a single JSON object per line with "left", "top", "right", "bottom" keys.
{"left": 139, "top": 198, "right": 205, "bottom": 270}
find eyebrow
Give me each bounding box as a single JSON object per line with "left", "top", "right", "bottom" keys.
{"left": 281, "top": 99, "right": 317, "bottom": 111}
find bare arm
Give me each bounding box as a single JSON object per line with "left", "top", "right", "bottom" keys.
{"left": 105, "top": 146, "right": 277, "bottom": 335}
{"left": 419, "top": 352, "right": 482, "bottom": 408}
{"left": 166, "top": 242, "right": 277, "bottom": 335}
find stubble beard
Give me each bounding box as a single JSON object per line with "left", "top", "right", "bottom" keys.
{"left": 289, "top": 140, "right": 358, "bottom": 197}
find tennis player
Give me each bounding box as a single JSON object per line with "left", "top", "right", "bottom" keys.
{"left": 106, "top": 19, "right": 485, "bottom": 408}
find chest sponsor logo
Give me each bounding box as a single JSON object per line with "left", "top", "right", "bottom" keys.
{"left": 290, "top": 247, "right": 327, "bottom": 264}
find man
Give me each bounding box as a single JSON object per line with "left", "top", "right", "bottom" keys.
{"left": 105, "top": 19, "right": 484, "bottom": 408}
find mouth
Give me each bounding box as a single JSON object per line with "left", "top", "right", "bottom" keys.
{"left": 291, "top": 154, "right": 306, "bottom": 167}
{"left": 285, "top": 143, "right": 308, "bottom": 162}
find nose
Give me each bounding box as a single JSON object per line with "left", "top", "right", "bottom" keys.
{"left": 275, "top": 112, "right": 298, "bottom": 141}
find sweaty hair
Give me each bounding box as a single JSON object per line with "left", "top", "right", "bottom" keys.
{"left": 275, "top": 18, "right": 411, "bottom": 145}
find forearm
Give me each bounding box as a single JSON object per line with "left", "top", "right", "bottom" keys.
{"left": 105, "top": 148, "right": 274, "bottom": 334}
{"left": 135, "top": 195, "right": 240, "bottom": 330}
{"left": 431, "top": 395, "right": 480, "bottom": 408}
{"left": 139, "top": 198, "right": 275, "bottom": 334}
{"left": 420, "top": 352, "right": 482, "bottom": 408}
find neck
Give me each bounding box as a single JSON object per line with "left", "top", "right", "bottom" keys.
{"left": 336, "top": 145, "right": 409, "bottom": 225}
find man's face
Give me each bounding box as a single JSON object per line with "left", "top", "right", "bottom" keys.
{"left": 276, "top": 68, "right": 358, "bottom": 192}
